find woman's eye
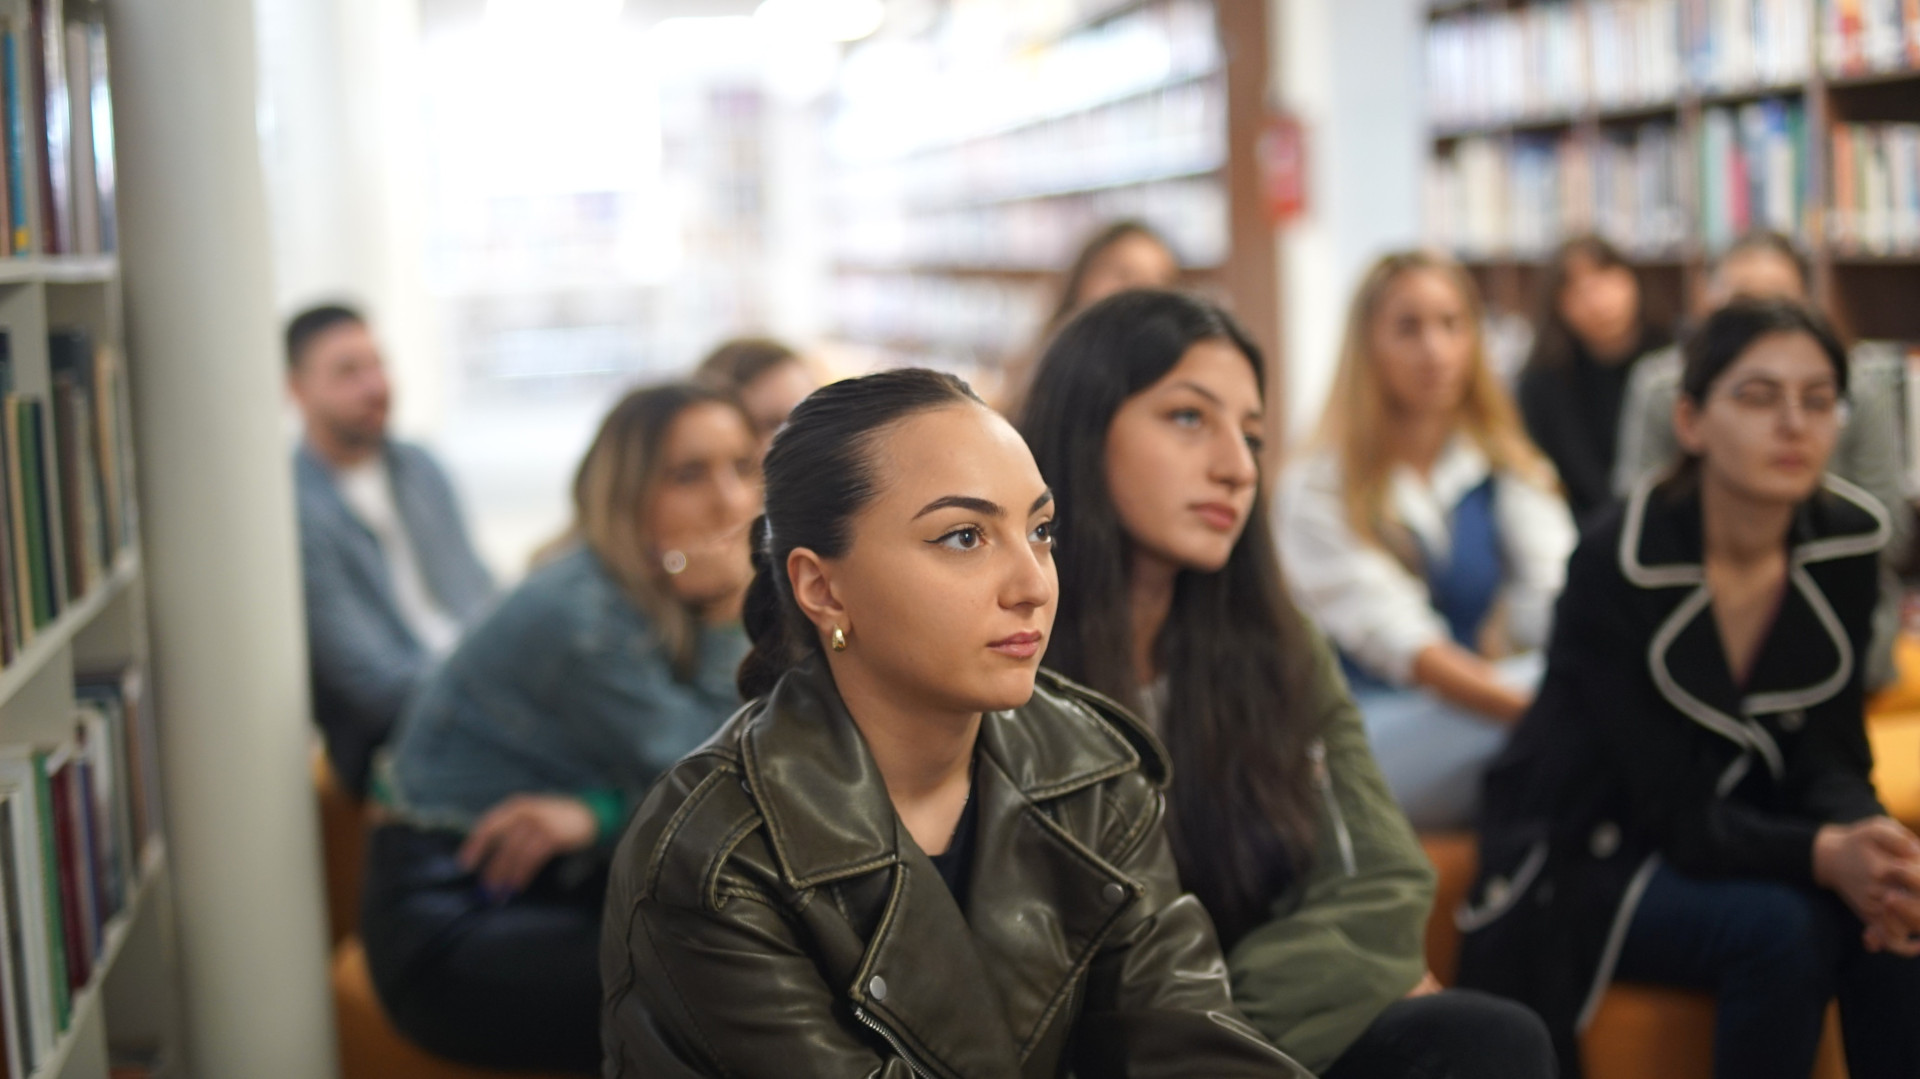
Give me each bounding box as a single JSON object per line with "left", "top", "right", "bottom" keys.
{"left": 936, "top": 527, "right": 983, "bottom": 551}
{"left": 1245, "top": 434, "right": 1266, "bottom": 456}
{"left": 1028, "top": 520, "right": 1055, "bottom": 546}
{"left": 1169, "top": 408, "right": 1203, "bottom": 428}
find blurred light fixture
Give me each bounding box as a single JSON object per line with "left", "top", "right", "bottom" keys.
{"left": 754, "top": 0, "right": 886, "bottom": 43}
{"left": 487, "top": 0, "right": 625, "bottom": 28}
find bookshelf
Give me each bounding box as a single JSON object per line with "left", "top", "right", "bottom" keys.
{"left": 822, "top": 0, "right": 1279, "bottom": 383}
{"left": 0, "top": 0, "right": 179, "bottom": 1077}
{"left": 1422, "top": 0, "right": 1920, "bottom": 344}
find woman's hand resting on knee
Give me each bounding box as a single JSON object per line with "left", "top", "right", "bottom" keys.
{"left": 458, "top": 795, "right": 599, "bottom": 899}
{"left": 1813, "top": 817, "right": 1920, "bottom": 957}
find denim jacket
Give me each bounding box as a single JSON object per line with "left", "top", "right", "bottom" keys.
{"left": 379, "top": 545, "right": 747, "bottom": 839}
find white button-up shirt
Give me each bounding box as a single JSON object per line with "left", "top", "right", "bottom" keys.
{"left": 1276, "top": 437, "right": 1577, "bottom": 686}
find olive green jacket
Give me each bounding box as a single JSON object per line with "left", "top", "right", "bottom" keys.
{"left": 601, "top": 658, "right": 1312, "bottom": 1078}
{"left": 1224, "top": 630, "right": 1436, "bottom": 1074}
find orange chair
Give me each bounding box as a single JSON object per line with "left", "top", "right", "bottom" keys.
{"left": 1420, "top": 835, "right": 1848, "bottom": 1079}
{"left": 1867, "top": 634, "right": 1920, "bottom": 717}
{"left": 317, "top": 752, "right": 583, "bottom": 1079}
{"left": 313, "top": 750, "right": 369, "bottom": 948}
{"left": 1869, "top": 710, "right": 1920, "bottom": 832}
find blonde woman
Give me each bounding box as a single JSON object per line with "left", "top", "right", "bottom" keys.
{"left": 361, "top": 382, "right": 759, "bottom": 1073}
{"left": 1278, "top": 252, "right": 1576, "bottom": 830}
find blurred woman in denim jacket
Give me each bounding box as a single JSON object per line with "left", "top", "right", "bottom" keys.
{"left": 360, "top": 381, "right": 760, "bottom": 1074}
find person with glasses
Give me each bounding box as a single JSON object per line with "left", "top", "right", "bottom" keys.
{"left": 1613, "top": 231, "right": 1912, "bottom": 689}
{"left": 1458, "top": 299, "right": 1920, "bottom": 1078}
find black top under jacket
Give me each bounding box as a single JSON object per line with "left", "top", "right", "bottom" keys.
{"left": 1457, "top": 473, "right": 1890, "bottom": 1075}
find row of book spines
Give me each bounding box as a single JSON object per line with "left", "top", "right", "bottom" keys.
{"left": 0, "top": 668, "right": 154, "bottom": 1079}
{"left": 1830, "top": 122, "right": 1920, "bottom": 251}
{"left": 0, "top": 5, "right": 116, "bottom": 260}
{"left": 0, "top": 336, "right": 138, "bottom": 669}
{"left": 1823, "top": 0, "right": 1920, "bottom": 75}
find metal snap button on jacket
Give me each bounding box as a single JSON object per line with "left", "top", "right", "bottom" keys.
{"left": 868, "top": 975, "right": 888, "bottom": 1002}
{"left": 1102, "top": 882, "right": 1127, "bottom": 905}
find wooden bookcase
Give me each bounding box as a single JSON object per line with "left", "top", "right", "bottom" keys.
{"left": 822, "top": 0, "right": 1279, "bottom": 384}
{"left": 0, "top": 1, "right": 179, "bottom": 1077}
{"left": 1423, "top": 0, "right": 1920, "bottom": 345}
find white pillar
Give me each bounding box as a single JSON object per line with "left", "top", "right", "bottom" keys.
{"left": 1276, "top": 0, "right": 1425, "bottom": 438}
{"left": 107, "top": 0, "right": 338, "bottom": 1075}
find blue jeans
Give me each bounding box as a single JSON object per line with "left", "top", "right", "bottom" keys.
{"left": 1615, "top": 863, "right": 1920, "bottom": 1079}
{"left": 1352, "top": 653, "right": 1539, "bottom": 831}
{"left": 360, "top": 823, "right": 604, "bottom": 1075}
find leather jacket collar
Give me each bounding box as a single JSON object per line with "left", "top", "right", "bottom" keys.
{"left": 739, "top": 657, "right": 1169, "bottom": 891}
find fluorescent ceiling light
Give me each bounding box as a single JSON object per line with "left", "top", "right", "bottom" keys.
{"left": 754, "top": 0, "right": 885, "bottom": 43}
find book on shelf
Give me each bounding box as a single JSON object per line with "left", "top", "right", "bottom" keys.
{"left": 8, "top": 398, "right": 58, "bottom": 634}
{"left": 1822, "top": 0, "right": 1920, "bottom": 75}
{"left": 1424, "top": 123, "right": 1684, "bottom": 257}
{"left": 1686, "top": 0, "right": 1815, "bottom": 91}
{"left": 16, "top": 0, "right": 110, "bottom": 258}
{"left": 0, "top": 682, "right": 153, "bottom": 1077}
{"left": 27, "top": 0, "right": 67, "bottom": 257}
{"left": 0, "top": 26, "right": 21, "bottom": 257}
{"left": 1830, "top": 120, "right": 1920, "bottom": 252}
{"left": 74, "top": 665, "right": 157, "bottom": 864}
{"left": 49, "top": 328, "right": 115, "bottom": 600}
{"left": 1697, "top": 97, "right": 1808, "bottom": 251}
{"left": 0, "top": 792, "right": 33, "bottom": 1079}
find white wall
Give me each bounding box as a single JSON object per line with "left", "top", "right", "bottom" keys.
{"left": 255, "top": 0, "right": 443, "bottom": 441}
{"left": 1275, "top": 0, "right": 1426, "bottom": 441}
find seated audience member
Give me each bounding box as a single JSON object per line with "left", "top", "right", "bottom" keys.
{"left": 1614, "top": 231, "right": 1912, "bottom": 689}
{"left": 1279, "top": 252, "right": 1576, "bottom": 830}
{"left": 1459, "top": 300, "right": 1920, "bottom": 1078}
{"left": 1000, "top": 219, "right": 1181, "bottom": 409}
{"left": 1518, "top": 235, "right": 1673, "bottom": 522}
{"left": 601, "top": 369, "right": 1310, "bottom": 1078}
{"left": 1018, "top": 288, "right": 1555, "bottom": 1078}
{"left": 288, "top": 303, "right": 495, "bottom": 796}
{"left": 693, "top": 335, "right": 818, "bottom": 461}
{"left": 363, "top": 382, "right": 758, "bottom": 1074}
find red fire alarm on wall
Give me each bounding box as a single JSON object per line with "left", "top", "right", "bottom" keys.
{"left": 1259, "top": 112, "right": 1308, "bottom": 226}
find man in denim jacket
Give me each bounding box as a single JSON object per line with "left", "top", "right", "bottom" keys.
{"left": 289, "top": 304, "right": 495, "bottom": 796}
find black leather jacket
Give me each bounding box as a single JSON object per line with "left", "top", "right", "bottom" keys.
{"left": 601, "top": 659, "right": 1312, "bottom": 1078}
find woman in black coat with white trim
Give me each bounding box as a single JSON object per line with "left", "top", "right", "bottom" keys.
{"left": 1457, "top": 299, "right": 1920, "bottom": 1078}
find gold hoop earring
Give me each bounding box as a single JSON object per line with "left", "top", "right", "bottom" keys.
{"left": 830, "top": 626, "right": 848, "bottom": 652}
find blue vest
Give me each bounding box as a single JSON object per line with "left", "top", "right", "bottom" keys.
{"left": 1341, "top": 477, "right": 1505, "bottom": 689}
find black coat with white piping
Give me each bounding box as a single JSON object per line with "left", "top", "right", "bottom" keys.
{"left": 1456, "top": 475, "right": 1890, "bottom": 1072}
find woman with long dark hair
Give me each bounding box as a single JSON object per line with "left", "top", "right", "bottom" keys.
{"left": 1018, "top": 288, "right": 1555, "bottom": 1078}
{"left": 1460, "top": 300, "right": 1920, "bottom": 1077}
{"left": 363, "top": 382, "right": 760, "bottom": 1072}
{"left": 601, "top": 368, "right": 1308, "bottom": 1077}
{"left": 1518, "top": 234, "right": 1672, "bottom": 520}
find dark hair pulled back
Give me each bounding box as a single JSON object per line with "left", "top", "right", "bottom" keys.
{"left": 1680, "top": 297, "right": 1848, "bottom": 405}
{"left": 736, "top": 367, "right": 984, "bottom": 699}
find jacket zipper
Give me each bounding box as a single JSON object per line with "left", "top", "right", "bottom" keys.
{"left": 1309, "top": 739, "right": 1357, "bottom": 877}
{"left": 853, "top": 1005, "right": 933, "bottom": 1078}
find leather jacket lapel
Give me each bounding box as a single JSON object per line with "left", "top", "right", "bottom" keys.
{"left": 735, "top": 661, "right": 1157, "bottom": 1078}
{"left": 740, "top": 662, "right": 900, "bottom": 888}
{"left": 847, "top": 836, "right": 1025, "bottom": 1078}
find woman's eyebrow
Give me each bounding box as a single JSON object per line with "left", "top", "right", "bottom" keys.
{"left": 914, "top": 495, "right": 1002, "bottom": 519}
{"left": 913, "top": 488, "right": 1054, "bottom": 520}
